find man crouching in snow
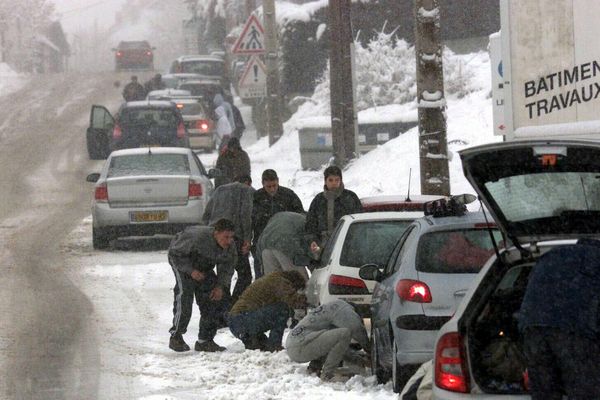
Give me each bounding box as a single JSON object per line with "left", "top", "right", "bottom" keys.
{"left": 227, "top": 270, "right": 307, "bottom": 352}
{"left": 167, "top": 219, "right": 236, "bottom": 353}
{"left": 285, "top": 300, "right": 370, "bottom": 382}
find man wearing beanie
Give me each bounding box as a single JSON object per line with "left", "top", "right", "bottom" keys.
{"left": 305, "top": 166, "right": 362, "bottom": 255}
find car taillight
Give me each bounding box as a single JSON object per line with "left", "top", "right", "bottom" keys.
{"left": 328, "top": 274, "right": 369, "bottom": 295}
{"left": 116, "top": 51, "right": 122, "bottom": 57}
{"left": 112, "top": 124, "right": 122, "bottom": 139}
{"left": 95, "top": 183, "right": 108, "bottom": 202}
{"left": 188, "top": 180, "right": 202, "bottom": 199}
{"left": 396, "top": 279, "right": 432, "bottom": 303}
{"left": 177, "top": 122, "right": 186, "bottom": 138}
{"left": 146, "top": 51, "right": 152, "bottom": 56}
{"left": 196, "top": 119, "right": 210, "bottom": 132}
{"left": 435, "top": 332, "right": 469, "bottom": 393}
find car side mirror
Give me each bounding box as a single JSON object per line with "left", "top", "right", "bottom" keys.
{"left": 86, "top": 173, "right": 100, "bottom": 183}
{"left": 208, "top": 168, "right": 222, "bottom": 179}
{"left": 359, "top": 264, "right": 383, "bottom": 282}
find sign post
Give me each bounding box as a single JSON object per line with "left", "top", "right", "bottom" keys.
{"left": 237, "top": 56, "right": 267, "bottom": 98}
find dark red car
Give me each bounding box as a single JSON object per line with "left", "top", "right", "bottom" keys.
{"left": 113, "top": 41, "right": 155, "bottom": 71}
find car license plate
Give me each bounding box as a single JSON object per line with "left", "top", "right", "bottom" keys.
{"left": 130, "top": 210, "right": 168, "bottom": 223}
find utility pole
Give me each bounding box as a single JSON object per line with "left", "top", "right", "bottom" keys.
{"left": 262, "top": 0, "right": 283, "bottom": 146}
{"left": 328, "top": 0, "right": 357, "bottom": 167}
{"left": 414, "top": 0, "right": 450, "bottom": 196}
{"left": 245, "top": 0, "right": 256, "bottom": 19}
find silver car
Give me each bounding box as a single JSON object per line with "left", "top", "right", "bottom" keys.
{"left": 86, "top": 147, "right": 217, "bottom": 249}
{"left": 361, "top": 197, "right": 502, "bottom": 393}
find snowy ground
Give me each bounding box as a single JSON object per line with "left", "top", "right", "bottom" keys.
{"left": 0, "top": 63, "right": 27, "bottom": 97}
{"left": 57, "top": 50, "right": 499, "bottom": 398}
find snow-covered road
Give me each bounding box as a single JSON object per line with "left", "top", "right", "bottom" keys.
{"left": 63, "top": 217, "right": 398, "bottom": 400}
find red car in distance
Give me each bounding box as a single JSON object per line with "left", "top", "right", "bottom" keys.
{"left": 113, "top": 41, "right": 155, "bottom": 72}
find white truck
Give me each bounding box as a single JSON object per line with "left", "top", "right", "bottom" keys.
{"left": 495, "top": 0, "right": 600, "bottom": 140}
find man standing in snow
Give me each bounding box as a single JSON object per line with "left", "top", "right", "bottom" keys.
{"left": 252, "top": 169, "right": 304, "bottom": 277}
{"left": 122, "top": 75, "right": 146, "bottom": 102}
{"left": 167, "top": 219, "right": 236, "bottom": 353}
{"left": 285, "top": 300, "right": 369, "bottom": 382}
{"left": 305, "top": 166, "right": 362, "bottom": 254}
{"left": 202, "top": 176, "right": 254, "bottom": 305}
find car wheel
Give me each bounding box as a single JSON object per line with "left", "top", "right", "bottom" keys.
{"left": 92, "top": 228, "right": 112, "bottom": 250}
{"left": 391, "top": 339, "right": 416, "bottom": 393}
{"left": 371, "top": 326, "right": 390, "bottom": 384}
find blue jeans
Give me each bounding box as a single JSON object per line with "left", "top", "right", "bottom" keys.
{"left": 227, "top": 302, "right": 290, "bottom": 347}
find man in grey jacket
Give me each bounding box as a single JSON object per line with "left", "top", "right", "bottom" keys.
{"left": 202, "top": 176, "right": 254, "bottom": 304}
{"left": 256, "top": 211, "right": 313, "bottom": 279}
{"left": 168, "top": 219, "right": 236, "bottom": 352}
{"left": 286, "top": 300, "right": 370, "bottom": 382}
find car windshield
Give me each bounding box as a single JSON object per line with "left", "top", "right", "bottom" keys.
{"left": 416, "top": 228, "right": 503, "bottom": 274}
{"left": 178, "top": 83, "right": 220, "bottom": 98}
{"left": 180, "top": 60, "right": 222, "bottom": 75}
{"left": 108, "top": 154, "right": 190, "bottom": 177}
{"left": 177, "top": 103, "right": 205, "bottom": 116}
{"left": 119, "top": 41, "right": 149, "bottom": 49}
{"left": 339, "top": 220, "right": 412, "bottom": 267}
{"left": 120, "top": 108, "right": 177, "bottom": 127}
{"left": 485, "top": 172, "right": 600, "bottom": 224}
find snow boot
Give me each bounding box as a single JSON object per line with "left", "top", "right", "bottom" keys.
{"left": 194, "top": 340, "right": 226, "bottom": 352}
{"left": 169, "top": 334, "right": 190, "bottom": 352}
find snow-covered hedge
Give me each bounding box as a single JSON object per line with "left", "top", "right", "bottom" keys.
{"left": 294, "top": 31, "right": 481, "bottom": 119}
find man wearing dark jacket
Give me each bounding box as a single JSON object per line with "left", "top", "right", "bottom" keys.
{"left": 168, "top": 219, "right": 236, "bottom": 352}
{"left": 203, "top": 177, "right": 254, "bottom": 304}
{"left": 252, "top": 169, "right": 304, "bottom": 277}
{"left": 227, "top": 270, "right": 307, "bottom": 352}
{"left": 122, "top": 75, "right": 146, "bottom": 102}
{"left": 519, "top": 238, "right": 600, "bottom": 399}
{"left": 305, "top": 165, "right": 362, "bottom": 254}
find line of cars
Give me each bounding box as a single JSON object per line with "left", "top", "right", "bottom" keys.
{"left": 307, "top": 140, "right": 598, "bottom": 399}
{"left": 305, "top": 193, "right": 502, "bottom": 392}
{"left": 85, "top": 50, "right": 232, "bottom": 248}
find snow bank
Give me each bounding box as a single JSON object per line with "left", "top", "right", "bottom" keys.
{"left": 244, "top": 50, "right": 500, "bottom": 208}
{"left": 0, "top": 63, "right": 27, "bottom": 97}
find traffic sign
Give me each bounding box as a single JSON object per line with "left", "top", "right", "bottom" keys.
{"left": 237, "top": 56, "right": 267, "bottom": 98}
{"left": 232, "top": 14, "right": 266, "bottom": 55}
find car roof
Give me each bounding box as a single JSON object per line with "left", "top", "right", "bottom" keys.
{"left": 179, "top": 79, "right": 220, "bottom": 85}
{"left": 418, "top": 211, "right": 493, "bottom": 229}
{"left": 361, "top": 194, "right": 447, "bottom": 212}
{"left": 176, "top": 55, "right": 223, "bottom": 62}
{"left": 147, "top": 89, "right": 191, "bottom": 97}
{"left": 109, "top": 147, "right": 192, "bottom": 157}
{"left": 343, "top": 211, "right": 424, "bottom": 221}
{"left": 122, "top": 100, "right": 177, "bottom": 108}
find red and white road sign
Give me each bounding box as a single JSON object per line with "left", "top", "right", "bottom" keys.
{"left": 231, "top": 14, "right": 266, "bottom": 55}
{"left": 237, "top": 56, "right": 267, "bottom": 99}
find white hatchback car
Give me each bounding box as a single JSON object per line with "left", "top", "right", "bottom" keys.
{"left": 86, "top": 147, "right": 217, "bottom": 249}
{"left": 306, "top": 211, "right": 422, "bottom": 317}
{"left": 432, "top": 140, "right": 600, "bottom": 398}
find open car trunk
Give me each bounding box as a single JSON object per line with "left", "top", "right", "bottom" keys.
{"left": 463, "top": 252, "right": 539, "bottom": 394}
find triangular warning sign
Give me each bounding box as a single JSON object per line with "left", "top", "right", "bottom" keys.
{"left": 237, "top": 56, "right": 267, "bottom": 98}
{"left": 232, "top": 14, "right": 266, "bottom": 55}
